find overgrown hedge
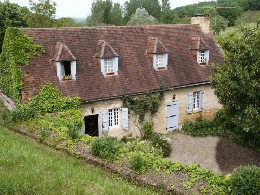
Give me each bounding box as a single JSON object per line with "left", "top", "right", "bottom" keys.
{"left": 0, "top": 27, "right": 44, "bottom": 103}
{"left": 182, "top": 109, "right": 260, "bottom": 151}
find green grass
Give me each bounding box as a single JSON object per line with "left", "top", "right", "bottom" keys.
{"left": 0, "top": 126, "right": 157, "bottom": 194}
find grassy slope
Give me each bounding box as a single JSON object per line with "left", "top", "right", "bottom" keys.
{"left": 0, "top": 124, "right": 157, "bottom": 194}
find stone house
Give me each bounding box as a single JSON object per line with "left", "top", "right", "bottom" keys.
{"left": 18, "top": 16, "right": 223, "bottom": 137}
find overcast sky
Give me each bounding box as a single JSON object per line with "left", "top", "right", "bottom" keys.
{"left": 8, "top": 0, "right": 211, "bottom": 18}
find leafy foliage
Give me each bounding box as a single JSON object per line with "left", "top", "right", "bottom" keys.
{"left": 211, "top": 27, "right": 260, "bottom": 134}
{"left": 0, "top": 1, "right": 29, "bottom": 52}
{"left": 149, "top": 133, "right": 172, "bottom": 157}
{"left": 91, "top": 136, "right": 122, "bottom": 161}
{"left": 121, "top": 90, "right": 164, "bottom": 123}
{"left": 26, "top": 0, "right": 57, "bottom": 28}
{"left": 87, "top": 0, "right": 124, "bottom": 26}
{"left": 27, "top": 84, "right": 81, "bottom": 113}
{"left": 0, "top": 27, "right": 44, "bottom": 103}
{"left": 127, "top": 8, "right": 158, "bottom": 25}
{"left": 229, "top": 165, "right": 260, "bottom": 195}
{"left": 140, "top": 120, "right": 154, "bottom": 139}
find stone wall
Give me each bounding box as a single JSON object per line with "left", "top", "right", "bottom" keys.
{"left": 81, "top": 84, "right": 222, "bottom": 137}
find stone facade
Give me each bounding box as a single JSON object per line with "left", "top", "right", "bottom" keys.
{"left": 81, "top": 83, "right": 221, "bottom": 138}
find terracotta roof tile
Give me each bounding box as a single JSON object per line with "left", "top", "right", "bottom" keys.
{"left": 20, "top": 25, "right": 224, "bottom": 103}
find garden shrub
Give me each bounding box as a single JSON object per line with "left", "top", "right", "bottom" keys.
{"left": 91, "top": 136, "right": 122, "bottom": 161}
{"left": 129, "top": 152, "right": 151, "bottom": 173}
{"left": 140, "top": 120, "right": 154, "bottom": 139}
{"left": 122, "top": 138, "right": 163, "bottom": 157}
{"left": 229, "top": 165, "right": 260, "bottom": 195}
{"left": 67, "top": 123, "right": 80, "bottom": 140}
{"left": 150, "top": 133, "right": 172, "bottom": 157}
{"left": 11, "top": 106, "right": 38, "bottom": 122}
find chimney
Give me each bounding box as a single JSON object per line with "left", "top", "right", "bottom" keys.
{"left": 191, "top": 14, "right": 210, "bottom": 33}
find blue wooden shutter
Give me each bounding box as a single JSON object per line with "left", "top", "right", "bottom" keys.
{"left": 153, "top": 54, "right": 157, "bottom": 70}
{"left": 166, "top": 101, "right": 179, "bottom": 131}
{"left": 101, "top": 59, "right": 105, "bottom": 75}
{"left": 101, "top": 110, "right": 109, "bottom": 131}
{"left": 197, "top": 50, "right": 200, "bottom": 64}
{"left": 199, "top": 91, "right": 204, "bottom": 110}
{"left": 205, "top": 50, "right": 209, "bottom": 64}
{"left": 163, "top": 53, "right": 168, "bottom": 68}
{"left": 71, "top": 61, "right": 76, "bottom": 80}
{"left": 56, "top": 62, "right": 63, "bottom": 80}
{"left": 122, "top": 108, "right": 128, "bottom": 130}
{"left": 187, "top": 92, "right": 193, "bottom": 113}
{"left": 114, "top": 57, "right": 118, "bottom": 74}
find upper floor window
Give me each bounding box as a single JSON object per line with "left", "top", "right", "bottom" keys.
{"left": 56, "top": 60, "right": 76, "bottom": 81}
{"left": 197, "top": 50, "right": 209, "bottom": 65}
{"left": 101, "top": 57, "right": 118, "bottom": 76}
{"left": 153, "top": 53, "right": 168, "bottom": 70}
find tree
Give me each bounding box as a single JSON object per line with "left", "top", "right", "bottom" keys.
{"left": 124, "top": 0, "right": 161, "bottom": 22}
{"left": 26, "top": 0, "right": 57, "bottom": 27}
{"left": 211, "top": 27, "right": 260, "bottom": 134}
{"left": 0, "top": 1, "right": 29, "bottom": 53}
{"left": 127, "top": 8, "right": 158, "bottom": 25}
{"left": 217, "top": 1, "right": 243, "bottom": 26}
{"left": 87, "top": 0, "right": 123, "bottom": 26}
{"left": 55, "top": 17, "right": 82, "bottom": 27}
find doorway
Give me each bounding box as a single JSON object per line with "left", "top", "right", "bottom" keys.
{"left": 84, "top": 115, "right": 99, "bottom": 136}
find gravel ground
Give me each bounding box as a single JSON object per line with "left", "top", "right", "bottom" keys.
{"left": 168, "top": 133, "right": 260, "bottom": 174}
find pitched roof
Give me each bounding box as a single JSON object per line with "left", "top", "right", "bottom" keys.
{"left": 20, "top": 24, "right": 224, "bottom": 103}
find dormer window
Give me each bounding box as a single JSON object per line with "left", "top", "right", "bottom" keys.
{"left": 53, "top": 42, "right": 76, "bottom": 81}
{"left": 154, "top": 53, "right": 168, "bottom": 70}
{"left": 57, "top": 60, "right": 76, "bottom": 80}
{"left": 197, "top": 50, "right": 209, "bottom": 65}
{"left": 147, "top": 37, "right": 169, "bottom": 71}
{"left": 101, "top": 57, "right": 118, "bottom": 76}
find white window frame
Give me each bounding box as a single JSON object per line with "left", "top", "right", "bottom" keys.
{"left": 193, "top": 91, "right": 200, "bottom": 110}
{"left": 153, "top": 53, "right": 168, "bottom": 70}
{"left": 197, "top": 50, "right": 209, "bottom": 64}
{"left": 101, "top": 57, "right": 118, "bottom": 76}
{"left": 108, "top": 108, "right": 119, "bottom": 127}
{"left": 56, "top": 60, "right": 76, "bottom": 81}
{"left": 187, "top": 91, "right": 204, "bottom": 114}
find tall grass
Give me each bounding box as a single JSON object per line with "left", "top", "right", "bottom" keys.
{"left": 0, "top": 126, "right": 157, "bottom": 194}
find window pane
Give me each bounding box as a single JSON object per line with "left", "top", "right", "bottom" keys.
{"left": 108, "top": 109, "right": 113, "bottom": 127}
{"left": 105, "top": 58, "right": 114, "bottom": 73}
{"left": 156, "top": 54, "right": 164, "bottom": 68}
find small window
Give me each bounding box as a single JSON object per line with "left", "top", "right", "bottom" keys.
{"left": 101, "top": 57, "right": 118, "bottom": 76}
{"left": 187, "top": 91, "right": 204, "bottom": 113}
{"left": 197, "top": 50, "right": 209, "bottom": 65}
{"left": 104, "top": 58, "right": 114, "bottom": 73}
{"left": 193, "top": 91, "right": 200, "bottom": 110}
{"left": 63, "top": 61, "right": 71, "bottom": 77}
{"left": 57, "top": 60, "right": 76, "bottom": 81}
{"left": 108, "top": 108, "right": 119, "bottom": 127}
{"left": 153, "top": 53, "right": 168, "bottom": 70}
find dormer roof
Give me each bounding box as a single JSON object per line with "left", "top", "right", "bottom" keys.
{"left": 147, "top": 37, "right": 168, "bottom": 54}
{"left": 189, "top": 35, "right": 209, "bottom": 50}
{"left": 95, "top": 40, "right": 119, "bottom": 58}
{"left": 53, "top": 42, "right": 76, "bottom": 61}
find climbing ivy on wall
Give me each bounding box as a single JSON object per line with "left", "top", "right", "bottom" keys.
{"left": 0, "top": 27, "right": 44, "bottom": 104}
{"left": 121, "top": 90, "right": 165, "bottom": 124}
{"left": 27, "top": 83, "right": 81, "bottom": 113}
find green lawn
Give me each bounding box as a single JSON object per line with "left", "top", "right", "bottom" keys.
{"left": 0, "top": 126, "right": 157, "bottom": 194}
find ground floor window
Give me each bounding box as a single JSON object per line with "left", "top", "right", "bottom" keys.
{"left": 108, "top": 108, "right": 119, "bottom": 127}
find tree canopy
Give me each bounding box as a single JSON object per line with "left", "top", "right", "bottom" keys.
{"left": 127, "top": 7, "right": 158, "bottom": 25}
{"left": 211, "top": 27, "right": 260, "bottom": 134}
{"left": 0, "top": 1, "right": 29, "bottom": 52}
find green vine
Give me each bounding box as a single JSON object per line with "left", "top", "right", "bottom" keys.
{"left": 0, "top": 27, "right": 44, "bottom": 104}
{"left": 121, "top": 90, "right": 165, "bottom": 124}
